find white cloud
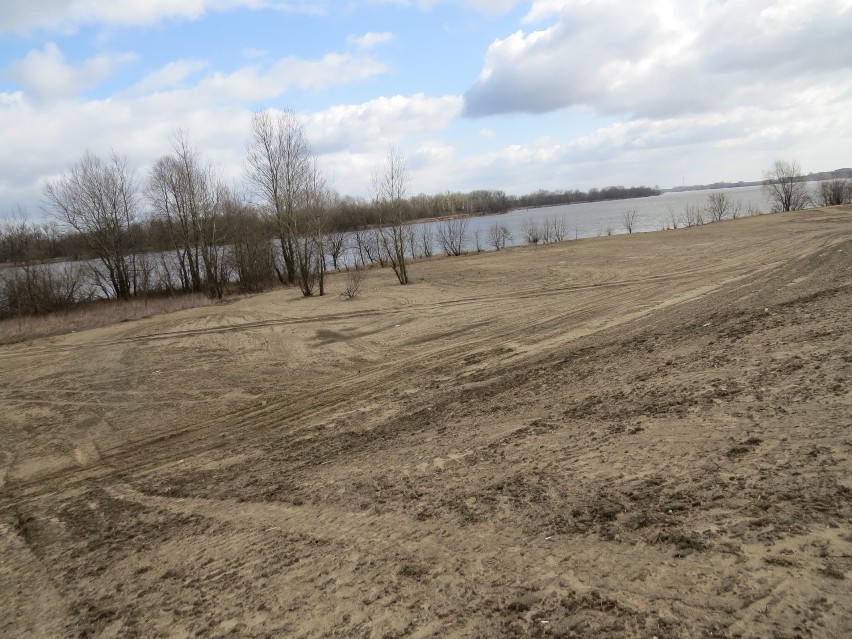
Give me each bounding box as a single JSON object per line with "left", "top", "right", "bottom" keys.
{"left": 130, "top": 60, "right": 210, "bottom": 94}
{"left": 0, "top": 42, "right": 398, "bottom": 211}
{"left": 305, "top": 94, "right": 463, "bottom": 154}
{"left": 2, "top": 0, "right": 850, "bottom": 215}
{"left": 416, "top": 0, "right": 519, "bottom": 13}
{"left": 406, "top": 141, "right": 455, "bottom": 172}
{"left": 347, "top": 31, "right": 396, "bottom": 50}
{"left": 0, "top": 83, "right": 462, "bottom": 213}
{"left": 522, "top": 0, "right": 569, "bottom": 23}
{"left": 458, "top": 75, "right": 852, "bottom": 192}
{"left": 464, "top": 0, "right": 852, "bottom": 119}
{"left": 366, "top": 0, "right": 519, "bottom": 13}
{"left": 0, "top": 0, "right": 326, "bottom": 33}
{"left": 101, "top": 53, "right": 388, "bottom": 127}
{"left": 4, "top": 43, "right": 137, "bottom": 103}
{"left": 185, "top": 53, "right": 388, "bottom": 102}
{"left": 3, "top": 41, "right": 385, "bottom": 106}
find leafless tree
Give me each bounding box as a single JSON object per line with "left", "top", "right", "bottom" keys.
{"left": 245, "top": 109, "right": 307, "bottom": 286}
{"left": 341, "top": 265, "right": 367, "bottom": 299}
{"left": 814, "top": 179, "right": 851, "bottom": 206}
{"left": 325, "top": 230, "right": 347, "bottom": 271}
{"left": 763, "top": 160, "right": 811, "bottom": 212}
{"left": 680, "top": 204, "right": 704, "bottom": 227}
{"left": 541, "top": 218, "right": 553, "bottom": 244}
{"left": 473, "top": 228, "right": 483, "bottom": 252}
{"left": 545, "top": 216, "right": 568, "bottom": 242}
{"left": 407, "top": 225, "right": 421, "bottom": 259}
{"left": 246, "top": 109, "right": 329, "bottom": 296}
{"left": 371, "top": 229, "right": 388, "bottom": 267}
{"left": 44, "top": 151, "right": 141, "bottom": 300}
{"left": 0, "top": 210, "right": 91, "bottom": 318}
{"left": 147, "top": 131, "right": 229, "bottom": 299}
{"left": 729, "top": 199, "right": 742, "bottom": 219}
{"left": 704, "top": 193, "right": 729, "bottom": 222}
{"left": 488, "top": 222, "right": 512, "bottom": 250}
{"left": 622, "top": 208, "right": 638, "bottom": 233}
{"left": 222, "top": 198, "right": 277, "bottom": 293}
{"left": 522, "top": 218, "right": 542, "bottom": 244}
{"left": 352, "top": 229, "right": 373, "bottom": 265}
{"left": 297, "top": 159, "right": 332, "bottom": 296}
{"left": 417, "top": 224, "right": 433, "bottom": 257}
{"left": 371, "top": 145, "right": 412, "bottom": 285}
{"left": 437, "top": 217, "right": 469, "bottom": 256}
{"left": 666, "top": 205, "right": 679, "bottom": 229}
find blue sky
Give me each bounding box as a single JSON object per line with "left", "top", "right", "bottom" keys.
{"left": 1, "top": 1, "right": 850, "bottom": 216}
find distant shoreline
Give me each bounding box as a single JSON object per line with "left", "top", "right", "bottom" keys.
{"left": 663, "top": 168, "right": 852, "bottom": 193}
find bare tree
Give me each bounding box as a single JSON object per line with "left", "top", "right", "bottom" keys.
{"left": 326, "top": 230, "right": 347, "bottom": 270}
{"left": 680, "top": 204, "right": 703, "bottom": 227}
{"left": 371, "top": 145, "right": 411, "bottom": 285}
{"left": 622, "top": 208, "right": 638, "bottom": 233}
{"left": 223, "top": 198, "right": 277, "bottom": 293}
{"left": 297, "top": 159, "right": 332, "bottom": 296}
{"left": 246, "top": 109, "right": 307, "bottom": 286}
{"left": 369, "top": 228, "right": 388, "bottom": 267}
{"left": 814, "top": 179, "right": 852, "bottom": 206}
{"left": 704, "top": 192, "right": 744, "bottom": 222}
{"left": 545, "top": 216, "right": 568, "bottom": 242}
{"left": 352, "top": 229, "right": 375, "bottom": 266}
{"left": 0, "top": 210, "right": 91, "bottom": 318}
{"left": 666, "top": 205, "right": 679, "bottom": 229}
{"left": 488, "top": 222, "right": 512, "bottom": 250}
{"left": 246, "top": 109, "right": 328, "bottom": 296}
{"left": 44, "top": 151, "right": 141, "bottom": 300}
{"left": 763, "top": 160, "right": 811, "bottom": 212}
{"left": 473, "top": 228, "right": 483, "bottom": 253}
{"left": 522, "top": 218, "right": 542, "bottom": 244}
{"left": 147, "top": 131, "right": 229, "bottom": 299}
{"left": 341, "top": 265, "right": 367, "bottom": 299}
{"left": 407, "top": 225, "right": 421, "bottom": 259}
{"left": 417, "top": 224, "right": 434, "bottom": 258}
{"left": 436, "top": 217, "right": 469, "bottom": 256}
{"left": 729, "top": 199, "right": 742, "bottom": 219}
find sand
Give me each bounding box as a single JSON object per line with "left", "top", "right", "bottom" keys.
{"left": 1, "top": 206, "right": 850, "bottom": 638}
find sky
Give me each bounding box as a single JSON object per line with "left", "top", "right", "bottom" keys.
{"left": 1, "top": 0, "right": 851, "bottom": 217}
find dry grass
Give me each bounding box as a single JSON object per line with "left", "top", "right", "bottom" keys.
{"left": 0, "top": 293, "right": 217, "bottom": 344}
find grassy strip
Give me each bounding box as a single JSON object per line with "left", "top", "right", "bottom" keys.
{"left": 0, "top": 294, "right": 218, "bottom": 345}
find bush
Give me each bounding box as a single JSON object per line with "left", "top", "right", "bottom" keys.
{"left": 0, "top": 263, "right": 93, "bottom": 319}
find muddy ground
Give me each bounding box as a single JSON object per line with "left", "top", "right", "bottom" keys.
{"left": 1, "top": 207, "right": 850, "bottom": 638}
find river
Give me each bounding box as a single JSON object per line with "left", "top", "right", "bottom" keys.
{"left": 2, "top": 183, "right": 806, "bottom": 302}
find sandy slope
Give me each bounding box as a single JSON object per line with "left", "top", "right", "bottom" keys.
{"left": 0, "top": 207, "right": 850, "bottom": 638}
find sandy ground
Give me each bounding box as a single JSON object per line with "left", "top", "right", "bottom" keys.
{"left": 0, "top": 207, "right": 850, "bottom": 639}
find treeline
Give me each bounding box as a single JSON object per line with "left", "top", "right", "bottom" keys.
{"left": 1, "top": 108, "right": 661, "bottom": 320}
{"left": 669, "top": 167, "right": 852, "bottom": 193}
{"left": 510, "top": 185, "right": 660, "bottom": 208}
{"left": 1, "top": 185, "right": 660, "bottom": 266}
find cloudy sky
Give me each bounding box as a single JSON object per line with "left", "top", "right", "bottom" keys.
{"left": 1, "top": 0, "right": 850, "bottom": 215}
